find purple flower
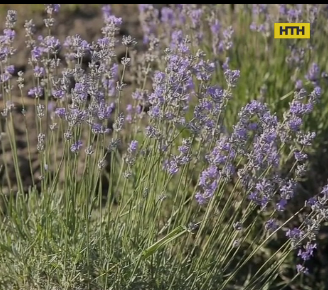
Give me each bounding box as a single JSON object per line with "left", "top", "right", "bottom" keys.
{"left": 190, "top": 8, "right": 202, "bottom": 28}
{"left": 126, "top": 104, "right": 133, "bottom": 113}
{"left": 101, "top": 5, "right": 111, "bottom": 17}
{"left": 64, "top": 35, "right": 89, "bottom": 58}
{"left": 279, "top": 4, "right": 287, "bottom": 15}
{"left": 309, "top": 86, "right": 321, "bottom": 105}
{"left": 72, "top": 82, "right": 88, "bottom": 102}
{"left": 206, "top": 138, "right": 234, "bottom": 166}
{"left": 52, "top": 89, "right": 65, "bottom": 99}
{"left": 195, "top": 165, "right": 220, "bottom": 205}
{"left": 128, "top": 140, "right": 138, "bottom": 153}
{"left": 1, "top": 73, "right": 11, "bottom": 82}
{"left": 210, "top": 19, "right": 220, "bottom": 34}
{"left": 171, "top": 30, "right": 184, "bottom": 49}
{"left": 294, "top": 150, "right": 307, "bottom": 162}
{"left": 250, "top": 22, "right": 257, "bottom": 31}
{"left": 103, "top": 14, "right": 122, "bottom": 27}
{"left": 265, "top": 219, "right": 279, "bottom": 232}
{"left": 224, "top": 69, "right": 240, "bottom": 88}
{"left": 252, "top": 4, "right": 268, "bottom": 15}
{"left": 222, "top": 57, "right": 230, "bottom": 71}
{"left": 45, "top": 4, "right": 60, "bottom": 14}
{"left": 194, "top": 59, "right": 215, "bottom": 82}
{"left": 32, "top": 47, "right": 43, "bottom": 60}
{"left": 3, "top": 29, "right": 15, "bottom": 42}
{"left": 97, "top": 37, "right": 110, "bottom": 48}
{"left": 276, "top": 198, "right": 287, "bottom": 211}
{"left": 96, "top": 103, "right": 115, "bottom": 120}
{"left": 296, "top": 264, "right": 309, "bottom": 274}
{"left": 0, "top": 47, "right": 10, "bottom": 60}
{"left": 163, "top": 158, "right": 179, "bottom": 175}
{"left": 53, "top": 4, "right": 60, "bottom": 12}
{"left": 47, "top": 102, "right": 56, "bottom": 112}
{"left": 289, "top": 100, "right": 311, "bottom": 115}
{"left": 5, "top": 65, "right": 14, "bottom": 74}
{"left": 195, "top": 192, "right": 208, "bottom": 205}
{"left": 55, "top": 107, "right": 66, "bottom": 118}
{"left": 306, "top": 63, "right": 320, "bottom": 83}
{"left": 125, "top": 107, "right": 133, "bottom": 122}
{"left": 33, "top": 66, "right": 45, "bottom": 77}
{"left": 148, "top": 50, "right": 193, "bottom": 123}
{"left": 178, "top": 144, "right": 189, "bottom": 155}
{"left": 297, "top": 242, "right": 317, "bottom": 261}
{"left": 288, "top": 116, "right": 302, "bottom": 132}
{"left": 295, "top": 80, "right": 303, "bottom": 90}
{"left": 248, "top": 178, "right": 275, "bottom": 209}
{"left": 91, "top": 123, "right": 111, "bottom": 134}
{"left": 138, "top": 4, "right": 159, "bottom": 44}
{"left": 280, "top": 180, "right": 297, "bottom": 200}
{"left": 287, "top": 8, "right": 302, "bottom": 23}
{"left": 286, "top": 227, "right": 304, "bottom": 247}
{"left": 28, "top": 86, "right": 43, "bottom": 98}
{"left": 320, "top": 184, "right": 328, "bottom": 198}
{"left": 199, "top": 166, "right": 219, "bottom": 186}
{"left": 161, "top": 7, "right": 175, "bottom": 25}
{"left": 41, "top": 36, "right": 61, "bottom": 54}
{"left": 67, "top": 108, "right": 87, "bottom": 125}
{"left": 305, "top": 197, "right": 317, "bottom": 208}
{"left": 70, "top": 140, "right": 83, "bottom": 153}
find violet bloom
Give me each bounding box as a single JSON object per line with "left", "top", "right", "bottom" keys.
{"left": 45, "top": 4, "right": 60, "bottom": 14}
{"left": 286, "top": 227, "right": 304, "bottom": 248}
{"left": 296, "top": 264, "right": 309, "bottom": 274}
{"left": 33, "top": 66, "right": 45, "bottom": 78}
{"left": 295, "top": 80, "right": 303, "bottom": 90}
{"left": 138, "top": 4, "right": 159, "bottom": 44}
{"left": 52, "top": 89, "right": 65, "bottom": 99}
{"left": 161, "top": 7, "right": 176, "bottom": 25}
{"left": 28, "top": 86, "right": 43, "bottom": 98}
{"left": 41, "top": 35, "right": 61, "bottom": 54}
{"left": 195, "top": 165, "right": 220, "bottom": 205}
{"left": 265, "top": 219, "right": 279, "bottom": 232}
{"left": 163, "top": 158, "right": 179, "bottom": 175}
{"left": 71, "top": 140, "right": 83, "bottom": 153}
{"left": 297, "top": 242, "right": 317, "bottom": 261}
{"left": 128, "top": 140, "right": 138, "bottom": 154}
{"left": 306, "top": 63, "right": 320, "bottom": 84}
{"left": 55, "top": 108, "right": 66, "bottom": 118}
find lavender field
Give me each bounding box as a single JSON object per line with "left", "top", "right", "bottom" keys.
{"left": 0, "top": 4, "right": 328, "bottom": 290}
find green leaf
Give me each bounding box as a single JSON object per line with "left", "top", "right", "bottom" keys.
{"left": 141, "top": 226, "right": 188, "bottom": 259}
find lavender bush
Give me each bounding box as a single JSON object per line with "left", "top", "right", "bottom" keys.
{"left": 0, "top": 4, "right": 327, "bottom": 290}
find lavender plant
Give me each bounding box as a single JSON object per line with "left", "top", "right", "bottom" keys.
{"left": 144, "top": 5, "right": 328, "bottom": 151}
{"left": 0, "top": 4, "right": 327, "bottom": 290}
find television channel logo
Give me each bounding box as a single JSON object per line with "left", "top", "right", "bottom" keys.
{"left": 274, "top": 23, "right": 310, "bottom": 39}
